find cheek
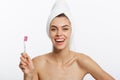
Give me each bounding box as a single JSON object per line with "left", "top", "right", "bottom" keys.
{"left": 66, "top": 31, "right": 71, "bottom": 38}
{"left": 49, "top": 32, "right": 55, "bottom": 39}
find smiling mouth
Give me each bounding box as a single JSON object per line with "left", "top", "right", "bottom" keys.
{"left": 55, "top": 38, "right": 65, "bottom": 45}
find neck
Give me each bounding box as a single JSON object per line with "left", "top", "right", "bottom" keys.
{"left": 52, "top": 47, "right": 71, "bottom": 65}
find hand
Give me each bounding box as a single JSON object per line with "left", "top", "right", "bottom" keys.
{"left": 19, "top": 53, "right": 34, "bottom": 78}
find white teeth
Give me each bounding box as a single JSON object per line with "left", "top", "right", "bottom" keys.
{"left": 55, "top": 39, "right": 64, "bottom": 42}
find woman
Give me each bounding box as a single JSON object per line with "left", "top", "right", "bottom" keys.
{"left": 19, "top": 0, "right": 114, "bottom": 80}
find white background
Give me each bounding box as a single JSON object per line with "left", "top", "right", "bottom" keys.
{"left": 0, "top": 0, "right": 120, "bottom": 80}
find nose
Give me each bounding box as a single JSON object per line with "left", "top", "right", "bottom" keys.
{"left": 56, "top": 29, "right": 62, "bottom": 36}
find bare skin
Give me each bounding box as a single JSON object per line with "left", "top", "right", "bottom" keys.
{"left": 19, "top": 16, "right": 115, "bottom": 80}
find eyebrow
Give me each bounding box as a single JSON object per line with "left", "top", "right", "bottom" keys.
{"left": 50, "top": 25, "right": 70, "bottom": 28}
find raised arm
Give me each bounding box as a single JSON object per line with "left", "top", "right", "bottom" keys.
{"left": 19, "top": 53, "right": 39, "bottom": 80}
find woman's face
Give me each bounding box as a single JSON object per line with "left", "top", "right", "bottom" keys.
{"left": 49, "top": 16, "right": 72, "bottom": 50}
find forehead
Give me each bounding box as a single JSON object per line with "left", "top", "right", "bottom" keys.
{"left": 50, "top": 16, "right": 71, "bottom": 27}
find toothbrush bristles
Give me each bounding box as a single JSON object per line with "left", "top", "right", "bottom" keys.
{"left": 24, "top": 36, "right": 28, "bottom": 52}
{"left": 24, "top": 36, "right": 28, "bottom": 42}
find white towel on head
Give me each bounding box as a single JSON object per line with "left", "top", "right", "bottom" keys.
{"left": 46, "top": 0, "right": 73, "bottom": 37}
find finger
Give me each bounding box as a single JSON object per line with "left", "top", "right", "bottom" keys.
{"left": 19, "top": 62, "right": 26, "bottom": 69}
{"left": 19, "top": 60, "right": 27, "bottom": 66}
{"left": 20, "top": 56, "right": 29, "bottom": 64}
{"left": 24, "top": 53, "right": 32, "bottom": 64}
{"left": 21, "top": 53, "right": 32, "bottom": 62}
{"left": 25, "top": 53, "right": 31, "bottom": 60}
{"left": 21, "top": 53, "right": 28, "bottom": 58}
{"left": 19, "top": 64, "right": 27, "bottom": 72}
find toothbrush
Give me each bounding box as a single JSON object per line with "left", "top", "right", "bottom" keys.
{"left": 24, "top": 36, "right": 28, "bottom": 52}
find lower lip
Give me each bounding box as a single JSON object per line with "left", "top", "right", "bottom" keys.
{"left": 56, "top": 41, "right": 64, "bottom": 45}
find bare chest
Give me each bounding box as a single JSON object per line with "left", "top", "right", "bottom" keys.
{"left": 39, "top": 62, "right": 86, "bottom": 80}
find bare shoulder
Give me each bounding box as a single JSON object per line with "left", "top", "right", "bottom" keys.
{"left": 72, "top": 51, "right": 97, "bottom": 71}
{"left": 32, "top": 53, "right": 50, "bottom": 68}
{"left": 73, "top": 51, "right": 92, "bottom": 63}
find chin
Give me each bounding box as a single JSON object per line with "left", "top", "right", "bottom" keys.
{"left": 53, "top": 44, "right": 67, "bottom": 51}
{"left": 54, "top": 45, "right": 65, "bottom": 50}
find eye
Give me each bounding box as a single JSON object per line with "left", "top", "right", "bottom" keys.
{"left": 63, "top": 28, "right": 69, "bottom": 31}
{"left": 51, "top": 28, "right": 57, "bottom": 31}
